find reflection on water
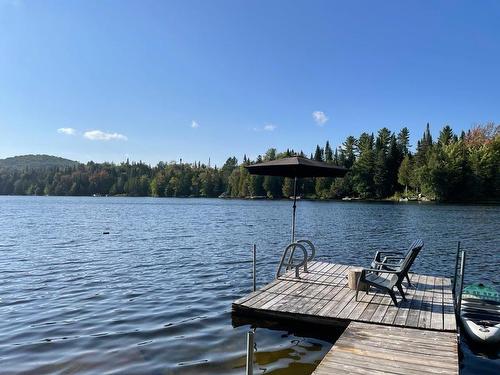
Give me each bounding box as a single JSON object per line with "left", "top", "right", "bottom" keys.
{"left": 0, "top": 197, "right": 498, "bottom": 374}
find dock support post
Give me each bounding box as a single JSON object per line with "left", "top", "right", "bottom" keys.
{"left": 252, "top": 244, "right": 256, "bottom": 292}
{"left": 452, "top": 241, "right": 461, "bottom": 297}
{"left": 456, "top": 250, "right": 466, "bottom": 318}
{"left": 246, "top": 330, "right": 254, "bottom": 375}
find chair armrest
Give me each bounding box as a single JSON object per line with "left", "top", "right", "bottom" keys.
{"left": 373, "top": 260, "right": 402, "bottom": 267}
{"left": 383, "top": 255, "right": 404, "bottom": 260}
{"left": 378, "top": 251, "right": 405, "bottom": 256}
{"left": 372, "top": 251, "right": 404, "bottom": 263}
{"left": 380, "top": 263, "right": 403, "bottom": 268}
{"left": 363, "top": 268, "right": 400, "bottom": 275}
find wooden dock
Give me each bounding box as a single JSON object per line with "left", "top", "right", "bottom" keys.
{"left": 233, "top": 260, "right": 459, "bottom": 374}
{"left": 233, "top": 261, "right": 456, "bottom": 331}
{"left": 312, "top": 322, "right": 459, "bottom": 375}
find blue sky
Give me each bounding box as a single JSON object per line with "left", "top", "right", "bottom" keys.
{"left": 1, "top": 0, "right": 499, "bottom": 166}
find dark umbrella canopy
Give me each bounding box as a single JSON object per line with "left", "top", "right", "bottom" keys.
{"left": 244, "top": 156, "right": 348, "bottom": 178}
{"left": 244, "top": 156, "right": 348, "bottom": 243}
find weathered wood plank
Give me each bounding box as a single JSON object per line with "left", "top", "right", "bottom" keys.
{"left": 431, "top": 277, "right": 444, "bottom": 330}
{"left": 392, "top": 274, "right": 421, "bottom": 326}
{"left": 359, "top": 290, "right": 385, "bottom": 321}
{"left": 442, "top": 277, "right": 456, "bottom": 331}
{"left": 404, "top": 275, "right": 429, "bottom": 328}
{"left": 248, "top": 262, "right": 328, "bottom": 308}
{"left": 419, "top": 275, "right": 436, "bottom": 329}
{"left": 266, "top": 262, "right": 333, "bottom": 313}
{"left": 312, "top": 322, "right": 458, "bottom": 375}
{"left": 233, "top": 260, "right": 323, "bottom": 305}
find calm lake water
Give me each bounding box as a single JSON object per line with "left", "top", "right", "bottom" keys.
{"left": 0, "top": 196, "right": 498, "bottom": 374}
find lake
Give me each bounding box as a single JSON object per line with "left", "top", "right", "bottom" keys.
{"left": 0, "top": 196, "right": 498, "bottom": 374}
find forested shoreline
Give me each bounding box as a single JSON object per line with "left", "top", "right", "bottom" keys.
{"left": 1, "top": 123, "right": 498, "bottom": 202}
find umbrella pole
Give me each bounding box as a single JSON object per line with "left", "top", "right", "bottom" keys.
{"left": 291, "top": 176, "right": 297, "bottom": 243}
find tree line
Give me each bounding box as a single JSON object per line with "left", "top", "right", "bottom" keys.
{"left": 0, "top": 123, "right": 498, "bottom": 202}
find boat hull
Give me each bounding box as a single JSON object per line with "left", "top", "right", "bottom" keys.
{"left": 460, "top": 291, "right": 500, "bottom": 346}
{"left": 462, "top": 318, "right": 500, "bottom": 344}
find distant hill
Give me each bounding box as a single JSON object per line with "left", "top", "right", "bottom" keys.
{"left": 0, "top": 154, "right": 80, "bottom": 170}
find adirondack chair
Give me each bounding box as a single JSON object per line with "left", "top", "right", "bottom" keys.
{"left": 356, "top": 239, "right": 424, "bottom": 306}
{"left": 370, "top": 239, "right": 424, "bottom": 287}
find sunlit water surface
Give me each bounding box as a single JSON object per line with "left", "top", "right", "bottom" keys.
{"left": 0, "top": 197, "right": 498, "bottom": 374}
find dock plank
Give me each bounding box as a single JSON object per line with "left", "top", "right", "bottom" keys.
{"left": 312, "top": 322, "right": 458, "bottom": 375}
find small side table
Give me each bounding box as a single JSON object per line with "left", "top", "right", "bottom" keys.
{"left": 348, "top": 267, "right": 369, "bottom": 292}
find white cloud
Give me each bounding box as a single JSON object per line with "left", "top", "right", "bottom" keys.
{"left": 312, "top": 111, "right": 328, "bottom": 126}
{"left": 83, "top": 130, "right": 128, "bottom": 141}
{"left": 253, "top": 123, "right": 278, "bottom": 132}
{"left": 263, "top": 123, "right": 277, "bottom": 131}
{"left": 191, "top": 120, "right": 199, "bottom": 129}
{"left": 57, "top": 127, "right": 76, "bottom": 135}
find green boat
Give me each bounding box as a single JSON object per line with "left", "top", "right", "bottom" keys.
{"left": 463, "top": 283, "right": 500, "bottom": 302}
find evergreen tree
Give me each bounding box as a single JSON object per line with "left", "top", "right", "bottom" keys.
{"left": 386, "top": 134, "right": 402, "bottom": 194}
{"left": 438, "top": 125, "right": 454, "bottom": 146}
{"left": 417, "top": 123, "right": 433, "bottom": 160}
{"left": 249, "top": 175, "right": 265, "bottom": 197}
{"left": 340, "top": 136, "right": 356, "bottom": 168}
{"left": 333, "top": 149, "right": 339, "bottom": 165}
{"left": 263, "top": 175, "right": 283, "bottom": 198}
{"left": 398, "top": 155, "right": 412, "bottom": 196}
{"left": 373, "top": 150, "right": 388, "bottom": 198}
{"left": 324, "top": 141, "right": 333, "bottom": 163}
{"left": 352, "top": 133, "right": 375, "bottom": 197}
{"left": 376, "top": 128, "right": 391, "bottom": 153}
{"left": 227, "top": 168, "right": 241, "bottom": 197}
{"left": 282, "top": 178, "right": 295, "bottom": 197}
{"left": 397, "top": 127, "right": 411, "bottom": 156}
{"left": 313, "top": 145, "right": 323, "bottom": 161}
{"left": 264, "top": 148, "right": 277, "bottom": 161}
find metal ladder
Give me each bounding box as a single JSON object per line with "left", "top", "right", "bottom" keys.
{"left": 276, "top": 239, "right": 316, "bottom": 279}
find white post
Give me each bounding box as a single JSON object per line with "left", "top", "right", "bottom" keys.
{"left": 246, "top": 330, "right": 254, "bottom": 375}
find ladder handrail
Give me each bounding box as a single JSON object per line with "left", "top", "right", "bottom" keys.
{"left": 297, "top": 239, "right": 316, "bottom": 262}
{"left": 286, "top": 239, "right": 316, "bottom": 267}
{"left": 276, "top": 242, "right": 308, "bottom": 279}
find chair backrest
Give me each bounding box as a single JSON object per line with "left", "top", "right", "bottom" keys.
{"left": 390, "top": 239, "right": 424, "bottom": 285}
{"left": 400, "top": 239, "right": 424, "bottom": 270}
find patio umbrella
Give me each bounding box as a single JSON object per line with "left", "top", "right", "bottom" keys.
{"left": 245, "top": 156, "right": 348, "bottom": 242}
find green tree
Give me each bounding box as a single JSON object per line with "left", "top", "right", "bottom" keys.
{"left": 227, "top": 168, "right": 241, "bottom": 197}
{"left": 249, "top": 175, "right": 265, "bottom": 197}
{"left": 397, "top": 127, "right": 411, "bottom": 156}
{"left": 438, "top": 125, "right": 454, "bottom": 146}
{"left": 340, "top": 136, "right": 356, "bottom": 168}
{"left": 415, "top": 122, "right": 433, "bottom": 166}
{"left": 263, "top": 176, "right": 283, "bottom": 198}
{"left": 352, "top": 133, "right": 375, "bottom": 197}
{"left": 324, "top": 141, "right": 333, "bottom": 163}
{"left": 398, "top": 155, "right": 412, "bottom": 196}
{"left": 313, "top": 145, "right": 323, "bottom": 161}
{"left": 282, "top": 178, "right": 295, "bottom": 197}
